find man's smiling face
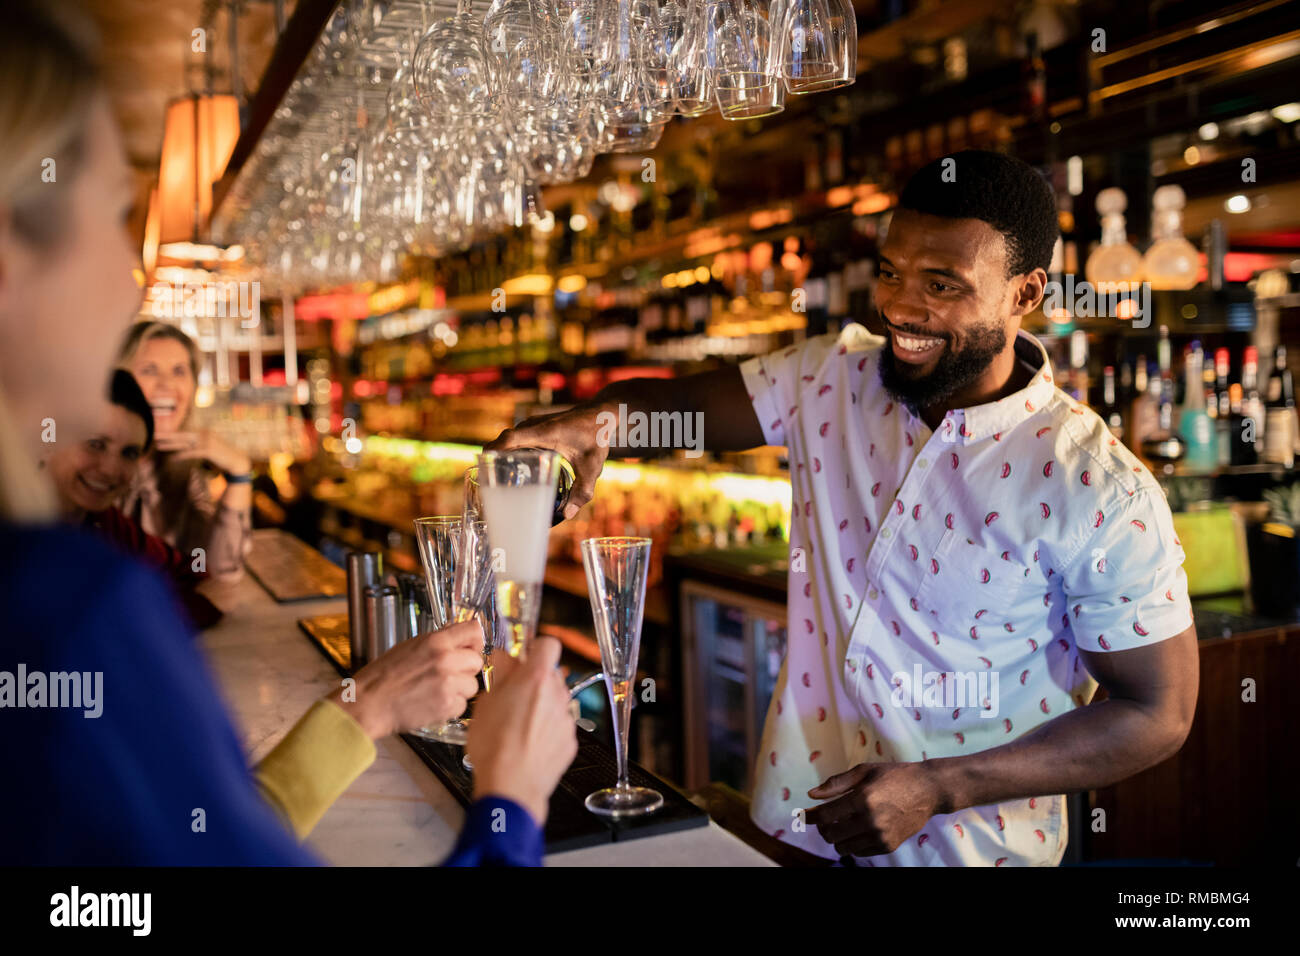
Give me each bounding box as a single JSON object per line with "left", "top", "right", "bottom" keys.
{"left": 875, "top": 209, "right": 1039, "bottom": 413}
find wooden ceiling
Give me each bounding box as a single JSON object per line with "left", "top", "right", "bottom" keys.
{"left": 83, "top": 0, "right": 291, "bottom": 238}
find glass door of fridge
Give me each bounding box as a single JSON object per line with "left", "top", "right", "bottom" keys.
{"left": 681, "top": 581, "right": 789, "bottom": 795}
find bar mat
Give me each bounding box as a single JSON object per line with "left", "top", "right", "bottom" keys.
{"left": 247, "top": 529, "right": 347, "bottom": 602}
{"left": 296, "top": 614, "right": 709, "bottom": 852}
{"left": 298, "top": 613, "right": 351, "bottom": 675}
{"left": 401, "top": 732, "right": 709, "bottom": 853}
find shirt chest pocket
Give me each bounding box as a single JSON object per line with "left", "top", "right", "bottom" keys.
{"left": 913, "top": 529, "right": 1038, "bottom": 636}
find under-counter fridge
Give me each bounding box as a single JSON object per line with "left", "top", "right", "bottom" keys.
{"left": 667, "top": 545, "right": 790, "bottom": 796}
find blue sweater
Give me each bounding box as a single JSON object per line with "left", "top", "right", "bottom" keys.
{"left": 0, "top": 522, "right": 542, "bottom": 866}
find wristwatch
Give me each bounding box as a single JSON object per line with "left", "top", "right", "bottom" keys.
{"left": 223, "top": 471, "right": 253, "bottom": 485}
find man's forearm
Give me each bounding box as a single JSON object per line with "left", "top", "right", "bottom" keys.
{"left": 585, "top": 367, "right": 765, "bottom": 455}
{"left": 925, "top": 696, "right": 1191, "bottom": 814}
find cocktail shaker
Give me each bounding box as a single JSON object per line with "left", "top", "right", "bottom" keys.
{"left": 346, "top": 551, "right": 381, "bottom": 669}
{"left": 363, "top": 584, "right": 400, "bottom": 663}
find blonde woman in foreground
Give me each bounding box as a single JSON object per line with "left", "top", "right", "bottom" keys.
{"left": 0, "top": 0, "right": 575, "bottom": 865}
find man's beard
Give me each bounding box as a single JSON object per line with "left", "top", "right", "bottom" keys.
{"left": 877, "top": 318, "right": 1008, "bottom": 413}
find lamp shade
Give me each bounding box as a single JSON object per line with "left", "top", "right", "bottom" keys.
{"left": 141, "top": 186, "right": 160, "bottom": 276}
{"left": 157, "top": 93, "right": 240, "bottom": 246}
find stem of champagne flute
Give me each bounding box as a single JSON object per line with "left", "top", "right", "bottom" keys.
{"left": 614, "top": 679, "right": 633, "bottom": 792}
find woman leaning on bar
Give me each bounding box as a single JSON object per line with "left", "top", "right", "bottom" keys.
{"left": 118, "top": 320, "right": 253, "bottom": 583}
{"left": 0, "top": 0, "right": 576, "bottom": 866}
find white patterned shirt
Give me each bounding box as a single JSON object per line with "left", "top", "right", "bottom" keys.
{"left": 738, "top": 324, "right": 1193, "bottom": 865}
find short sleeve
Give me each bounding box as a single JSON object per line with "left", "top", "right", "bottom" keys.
{"left": 738, "top": 331, "right": 840, "bottom": 447}
{"left": 1061, "top": 489, "right": 1194, "bottom": 653}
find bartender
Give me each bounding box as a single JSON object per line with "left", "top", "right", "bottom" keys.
{"left": 489, "top": 149, "right": 1199, "bottom": 865}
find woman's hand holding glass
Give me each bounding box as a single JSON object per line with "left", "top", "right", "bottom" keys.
{"left": 326, "top": 620, "right": 484, "bottom": 741}
{"left": 466, "top": 637, "right": 579, "bottom": 826}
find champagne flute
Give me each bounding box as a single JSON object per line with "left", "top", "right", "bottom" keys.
{"left": 463, "top": 466, "right": 504, "bottom": 689}
{"left": 581, "top": 536, "right": 662, "bottom": 817}
{"left": 476, "top": 449, "right": 563, "bottom": 658}
{"left": 411, "top": 516, "right": 495, "bottom": 745}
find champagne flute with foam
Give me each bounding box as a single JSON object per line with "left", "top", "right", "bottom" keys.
{"left": 476, "top": 449, "right": 563, "bottom": 658}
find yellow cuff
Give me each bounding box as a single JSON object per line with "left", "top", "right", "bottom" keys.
{"left": 254, "top": 699, "right": 377, "bottom": 840}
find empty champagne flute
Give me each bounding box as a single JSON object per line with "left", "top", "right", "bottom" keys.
{"left": 411, "top": 516, "right": 496, "bottom": 745}
{"left": 581, "top": 536, "right": 662, "bottom": 817}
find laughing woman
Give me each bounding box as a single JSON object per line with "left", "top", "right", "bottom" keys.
{"left": 117, "top": 321, "right": 252, "bottom": 582}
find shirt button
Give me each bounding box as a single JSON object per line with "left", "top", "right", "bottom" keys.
{"left": 917, "top": 458, "right": 928, "bottom": 468}
{"left": 881, "top": 528, "right": 892, "bottom": 539}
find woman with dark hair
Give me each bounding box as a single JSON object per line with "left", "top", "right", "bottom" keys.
{"left": 118, "top": 320, "right": 252, "bottom": 582}
{"left": 42, "top": 370, "right": 221, "bottom": 628}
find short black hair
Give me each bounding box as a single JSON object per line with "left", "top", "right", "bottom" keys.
{"left": 897, "top": 150, "right": 1059, "bottom": 278}
{"left": 109, "top": 369, "right": 154, "bottom": 452}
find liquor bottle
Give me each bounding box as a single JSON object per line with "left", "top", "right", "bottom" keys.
{"left": 1241, "top": 346, "right": 1265, "bottom": 463}
{"left": 1141, "top": 367, "right": 1185, "bottom": 472}
{"left": 1084, "top": 188, "right": 1143, "bottom": 293}
{"left": 804, "top": 143, "right": 823, "bottom": 193}
{"left": 1264, "top": 344, "right": 1296, "bottom": 468}
{"left": 1213, "top": 348, "right": 1232, "bottom": 466}
{"left": 1068, "top": 329, "right": 1089, "bottom": 402}
{"left": 1179, "top": 344, "right": 1217, "bottom": 472}
{"left": 1215, "top": 348, "right": 1231, "bottom": 418}
{"left": 1021, "top": 31, "right": 1047, "bottom": 125}
{"left": 1100, "top": 365, "right": 1124, "bottom": 438}
{"left": 1143, "top": 185, "right": 1200, "bottom": 291}
{"left": 1129, "top": 362, "right": 1161, "bottom": 451}
{"left": 1227, "top": 382, "right": 1256, "bottom": 467}
{"left": 802, "top": 240, "right": 831, "bottom": 337}
{"left": 1157, "top": 325, "right": 1173, "bottom": 413}
{"left": 823, "top": 129, "right": 844, "bottom": 187}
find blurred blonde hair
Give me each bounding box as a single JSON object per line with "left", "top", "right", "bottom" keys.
{"left": 0, "top": 0, "right": 102, "bottom": 522}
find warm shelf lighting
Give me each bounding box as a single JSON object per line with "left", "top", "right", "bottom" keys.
{"left": 1272, "top": 102, "right": 1300, "bottom": 124}
{"left": 852, "top": 192, "right": 893, "bottom": 215}
{"left": 502, "top": 273, "right": 554, "bottom": 296}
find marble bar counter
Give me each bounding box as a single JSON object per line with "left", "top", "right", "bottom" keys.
{"left": 197, "top": 570, "right": 776, "bottom": 867}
